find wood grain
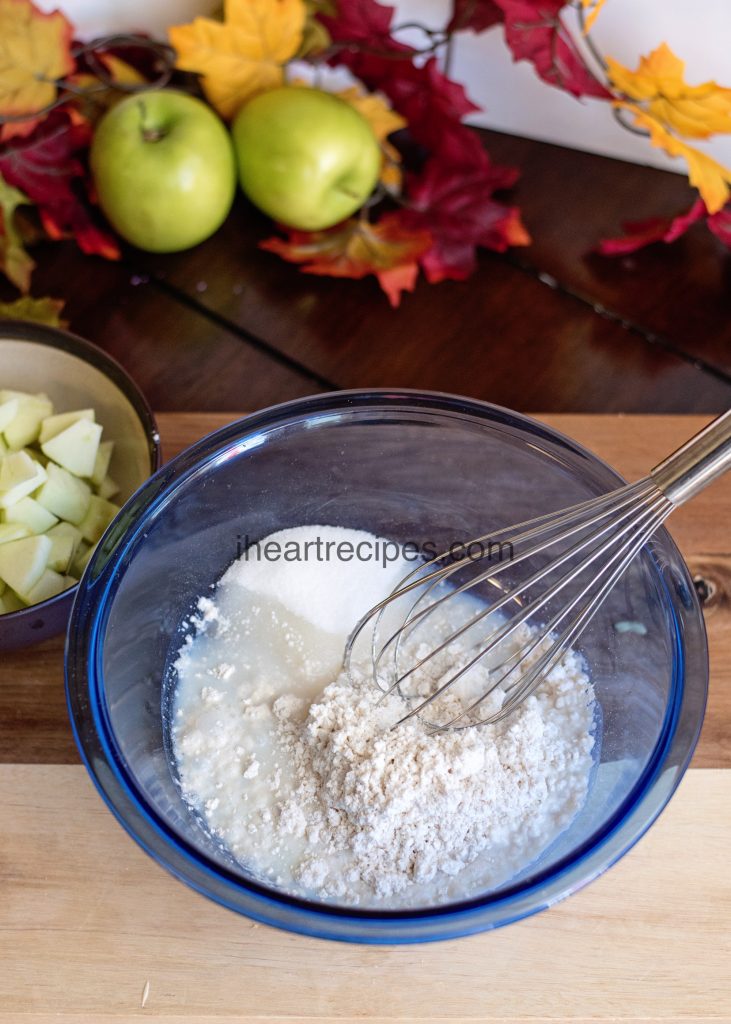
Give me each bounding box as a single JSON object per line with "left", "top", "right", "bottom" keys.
{"left": 128, "top": 202, "right": 731, "bottom": 413}
{"left": 1, "top": 413, "right": 729, "bottom": 769}
{"left": 1, "top": 765, "right": 729, "bottom": 1022}
{"left": 480, "top": 130, "right": 731, "bottom": 377}
{"left": 0, "top": 243, "right": 324, "bottom": 410}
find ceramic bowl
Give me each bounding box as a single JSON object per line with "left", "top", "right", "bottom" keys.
{"left": 0, "top": 321, "right": 160, "bottom": 649}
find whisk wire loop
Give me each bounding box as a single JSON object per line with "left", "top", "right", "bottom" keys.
{"left": 344, "top": 409, "right": 731, "bottom": 731}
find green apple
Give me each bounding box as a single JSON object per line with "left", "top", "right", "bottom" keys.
{"left": 232, "top": 87, "right": 382, "bottom": 231}
{"left": 90, "top": 89, "right": 237, "bottom": 253}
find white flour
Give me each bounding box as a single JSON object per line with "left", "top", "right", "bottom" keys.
{"left": 172, "top": 526, "right": 596, "bottom": 908}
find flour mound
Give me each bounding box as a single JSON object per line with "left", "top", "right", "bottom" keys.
{"left": 271, "top": 651, "right": 594, "bottom": 903}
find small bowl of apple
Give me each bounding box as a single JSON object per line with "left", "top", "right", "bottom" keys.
{"left": 0, "top": 321, "right": 160, "bottom": 650}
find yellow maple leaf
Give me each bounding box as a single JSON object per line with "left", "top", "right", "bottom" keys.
{"left": 580, "top": 0, "right": 607, "bottom": 32}
{"left": 0, "top": 0, "right": 74, "bottom": 118}
{"left": 337, "top": 87, "right": 406, "bottom": 191}
{"left": 620, "top": 103, "right": 731, "bottom": 213}
{"left": 169, "top": 0, "right": 306, "bottom": 120}
{"left": 607, "top": 43, "right": 731, "bottom": 139}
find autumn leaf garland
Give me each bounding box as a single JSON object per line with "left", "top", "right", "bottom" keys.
{"left": 1, "top": 0, "right": 731, "bottom": 316}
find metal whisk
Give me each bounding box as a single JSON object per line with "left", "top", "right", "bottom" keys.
{"left": 345, "top": 411, "right": 731, "bottom": 731}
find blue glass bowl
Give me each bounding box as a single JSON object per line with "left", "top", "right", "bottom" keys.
{"left": 65, "top": 391, "right": 708, "bottom": 943}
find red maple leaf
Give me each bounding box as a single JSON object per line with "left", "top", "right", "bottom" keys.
{"left": 319, "top": 0, "right": 405, "bottom": 47}
{"left": 448, "top": 0, "right": 504, "bottom": 32}
{"left": 0, "top": 107, "right": 120, "bottom": 259}
{"left": 708, "top": 205, "right": 731, "bottom": 246}
{"left": 320, "top": 1, "right": 481, "bottom": 155}
{"left": 260, "top": 213, "right": 433, "bottom": 306}
{"left": 493, "top": 0, "right": 611, "bottom": 99}
{"left": 400, "top": 155, "right": 530, "bottom": 281}
{"left": 597, "top": 198, "right": 731, "bottom": 254}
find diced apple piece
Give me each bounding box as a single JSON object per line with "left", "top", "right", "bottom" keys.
{"left": 2, "top": 392, "right": 53, "bottom": 449}
{"left": 23, "top": 446, "right": 48, "bottom": 467}
{"left": 0, "top": 451, "right": 48, "bottom": 508}
{"left": 79, "top": 495, "right": 120, "bottom": 544}
{"left": 97, "top": 475, "right": 119, "bottom": 500}
{"left": 90, "top": 439, "right": 114, "bottom": 487}
{"left": 0, "top": 398, "right": 19, "bottom": 433}
{"left": 0, "top": 436, "right": 7, "bottom": 457}
{"left": 62, "top": 574, "right": 77, "bottom": 588}
{"left": 71, "top": 540, "right": 91, "bottom": 577}
{"left": 46, "top": 521, "right": 81, "bottom": 573}
{"left": 39, "top": 408, "right": 96, "bottom": 444}
{"left": 0, "top": 534, "right": 52, "bottom": 595}
{"left": 4, "top": 496, "right": 58, "bottom": 534}
{"left": 0, "top": 588, "right": 26, "bottom": 612}
{"left": 0, "top": 522, "right": 31, "bottom": 545}
{"left": 23, "top": 567, "right": 67, "bottom": 605}
{"left": 35, "top": 463, "right": 91, "bottom": 525}
{"left": 0, "top": 578, "right": 5, "bottom": 595}
{"left": 41, "top": 418, "right": 103, "bottom": 478}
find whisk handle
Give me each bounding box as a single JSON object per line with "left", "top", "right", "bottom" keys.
{"left": 651, "top": 409, "right": 731, "bottom": 506}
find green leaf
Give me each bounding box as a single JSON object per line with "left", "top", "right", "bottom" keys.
{"left": 0, "top": 173, "right": 35, "bottom": 293}
{"left": 0, "top": 295, "right": 67, "bottom": 327}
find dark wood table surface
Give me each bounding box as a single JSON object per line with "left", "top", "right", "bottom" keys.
{"left": 2, "top": 129, "right": 730, "bottom": 413}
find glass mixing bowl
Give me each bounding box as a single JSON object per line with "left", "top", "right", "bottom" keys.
{"left": 66, "top": 391, "right": 708, "bottom": 943}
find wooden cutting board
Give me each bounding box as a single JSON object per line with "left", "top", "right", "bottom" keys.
{"left": 1, "top": 413, "right": 730, "bottom": 1024}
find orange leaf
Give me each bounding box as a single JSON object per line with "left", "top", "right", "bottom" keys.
{"left": 336, "top": 86, "right": 406, "bottom": 190}
{"left": 260, "top": 214, "right": 432, "bottom": 306}
{"left": 0, "top": 0, "right": 74, "bottom": 118}
{"left": 580, "top": 0, "right": 607, "bottom": 32}
{"left": 619, "top": 102, "right": 731, "bottom": 214}
{"left": 607, "top": 43, "right": 731, "bottom": 139}
{"left": 169, "top": 0, "right": 306, "bottom": 119}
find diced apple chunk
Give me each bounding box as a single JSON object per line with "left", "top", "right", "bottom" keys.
{"left": 24, "top": 567, "right": 68, "bottom": 604}
{"left": 46, "top": 521, "right": 81, "bottom": 573}
{"left": 35, "top": 463, "right": 91, "bottom": 525}
{"left": 0, "top": 589, "right": 27, "bottom": 614}
{"left": 39, "top": 408, "right": 96, "bottom": 444}
{"left": 0, "top": 522, "right": 31, "bottom": 545}
{"left": 71, "top": 540, "right": 91, "bottom": 577}
{"left": 0, "top": 399, "right": 19, "bottom": 433}
{"left": 0, "top": 534, "right": 52, "bottom": 596}
{"left": 41, "top": 418, "right": 103, "bottom": 478}
{"left": 3, "top": 496, "right": 58, "bottom": 534}
{"left": 79, "top": 495, "right": 120, "bottom": 544}
{"left": 1, "top": 391, "right": 53, "bottom": 449}
{"left": 0, "top": 451, "right": 48, "bottom": 508}
{"left": 4, "top": 589, "right": 26, "bottom": 611}
{"left": 90, "top": 439, "right": 114, "bottom": 487}
{"left": 97, "top": 475, "right": 119, "bottom": 500}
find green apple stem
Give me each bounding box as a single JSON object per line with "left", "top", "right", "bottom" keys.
{"left": 137, "top": 100, "right": 166, "bottom": 143}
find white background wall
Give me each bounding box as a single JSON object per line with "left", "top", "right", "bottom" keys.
{"left": 449, "top": 0, "right": 731, "bottom": 173}
{"left": 41, "top": 0, "right": 731, "bottom": 176}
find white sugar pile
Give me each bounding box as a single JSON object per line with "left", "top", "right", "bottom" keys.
{"left": 172, "top": 525, "right": 596, "bottom": 908}
{"left": 222, "top": 525, "right": 412, "bottom": 635}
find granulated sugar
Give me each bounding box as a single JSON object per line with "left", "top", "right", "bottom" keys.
{"left": 172, "top": 526, "right": 596, "bottom": 908}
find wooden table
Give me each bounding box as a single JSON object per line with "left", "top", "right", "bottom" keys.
{"left": 2, "top": 130, "right": 730, "bottom": 414}
{"left": 2, "top": 412, "right": 730, "bottom": 1024}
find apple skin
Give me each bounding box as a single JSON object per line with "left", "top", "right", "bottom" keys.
{"left": 232, "top": 87, "right": 382, "bottom": 231}
{"left": 90, "top": 90, "right": 236, "bottom": 253}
